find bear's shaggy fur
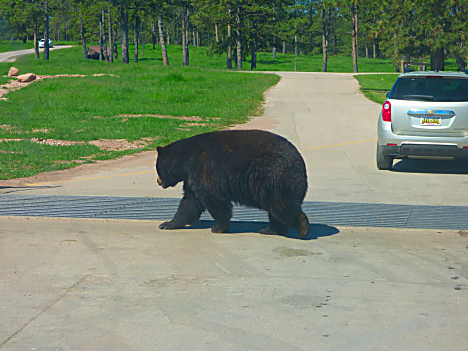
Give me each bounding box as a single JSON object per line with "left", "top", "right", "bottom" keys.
{"left": 156, "top": 130, "right": 309, "bottom": 238}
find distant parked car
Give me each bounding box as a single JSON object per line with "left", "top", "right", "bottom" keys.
{"left": 377, "top": 71, "right": 468, "bottom": 170}
{"left": 39, "top": 39, "right": 53, "bottom": 48}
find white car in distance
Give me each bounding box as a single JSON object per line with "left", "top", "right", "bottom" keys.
{"left": 38, "top": 39, "right": 53, "bottom": 48}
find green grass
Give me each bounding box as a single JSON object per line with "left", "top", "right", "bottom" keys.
{"left": 0, "top": 45, "right": 280, "bottom": 179}
{"left": 253, "top": 54, "right": 396, "bottom": 73}
{"left": 0, "top": 76, "right": 14, "bottom": 85}
{"left": 354, "top": 74, "right": 399, "bottom": 104}
{"left": 0, "top": 40, "right": 32, "bottom": 52}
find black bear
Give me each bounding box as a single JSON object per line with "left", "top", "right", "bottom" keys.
{"left": 156, "top": 129, "right": 309, "bottom": 238}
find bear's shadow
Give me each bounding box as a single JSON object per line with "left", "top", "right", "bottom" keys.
{"left": 186, "top": 220, "right": 339, "bottom": 240}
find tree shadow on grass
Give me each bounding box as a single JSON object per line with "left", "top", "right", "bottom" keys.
{"left": 361, "top": 88, "right": 390, "bottom": 92}
{"left": 139, "top": 57, "right": 163, "bottom": 62}
{"left": 257, "top": 59, "right": 288, "bottom": 65}
{"left": 187, "top": 220, "right": 339, "bottom": 240}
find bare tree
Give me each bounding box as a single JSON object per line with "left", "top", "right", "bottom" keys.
{"left": 226, "top": 7, "right": 232, "bottom": 69}
{"left": 134, "top": 14, "right": 139, "bottom": 63}
{"left": 108, "top": 6, "right": 113, "bottom": 63}
{"left": 351, "top": 0, "right": 358, "bottom": 73}
{"left": 236, "top": 4, "right": 242, "bottom": 69}
{"left": 43, "top": 0, "right": 49, "bottom": 60}
{"left": 158, "top": 10, "right": 169, "bottom": 65}
{"left": 120, "top": 6, "right": 129, "bottom": 64}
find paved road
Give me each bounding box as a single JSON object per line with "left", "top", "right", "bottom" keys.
{"left": 0, "top": 45, "right": 74, "bottom": 63}
{"left": 1, "top": 72, "right": 467, "bottom": 350}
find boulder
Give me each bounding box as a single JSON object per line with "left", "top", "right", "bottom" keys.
{"left": 17, "top": 73, "right": 36, "bottom": 83}
{"left": 8, "top": 67, "right": 19, "bottom": 77}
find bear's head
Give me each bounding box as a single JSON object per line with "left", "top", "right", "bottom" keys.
{"left": 156, "top": 145, "right": 184, "bottom": 189}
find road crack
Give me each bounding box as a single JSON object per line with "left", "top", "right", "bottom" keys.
{"left": 0, "top": 275, "right": 89, "bottom": 347}
{"left": 344, "top": 151, "right": 373, "bottom": 192}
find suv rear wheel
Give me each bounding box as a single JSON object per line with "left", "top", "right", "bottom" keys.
{"left": 376, "top": 143, "right": 394, "bottom": 170}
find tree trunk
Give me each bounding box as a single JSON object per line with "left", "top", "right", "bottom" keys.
{"left": 373, "top": 36, "right": 376, "bottom": 59}
{"left": 184, "top": 6, "right": 190, "bottom": 65}
{"left": 215, "top": 23, "right": 219, "bottom": 42}
{"left": 108, "top": 7, "right": 113, "bottom": 63}
{"left": 182, "top": 5, "right": 189, "bottom": 66}
{"left": 294, "top": 35, "right": 297, "bottom": 56}
{"left": 182, "top": 7, "right": 186, "bottom": 64}
{"left": 33, "top": 18, "right": 40, "bottom": 59}
{"left": 393, "top": 30, "right": 399, "bottom": 72}
{"left": 322, "top": 7, "right": 329, "bottom": 72}
{"left": 250, "top": 20, "right": 257, "bottom": 70}
{"left": 236, "top": 4, "right": 242, "bottom": 69}
{"left": 282, "top": 40, "right": 286, "bottom": 54}
{"left": 272, "top": 36, "right": 276, "bottom": 59}
{"left": 333, "top": 13, "right": 337, "bottom": 56}
{"left": 365, "top": 36, "right": 368, "bottom": 59}
{"left": 158, "top": 11, "right": 169, "bottom": 66}
{"left": 456, "top": 54, "right": 465, "bottom": 72}
{"left": 44, "top": 0, "right": 49, "bottom": 61}
{"left": 99, "top": 10, "right": 104, "bottom": 61}
{"left": 113, "top": 26, "right": 118, "bottom": 59}
{"left": 351, "top": 1, "right": 358, "bottom": 73}
{"left": 227, "top": 9, "right": 232, "bottom": 69}
{"left": 101, "top": 10, "right": 108, "bottom": 62}
{"left": 151, "top": 22, "right": 156, "bottom": 49}
{"left": 120, "top": 6, "right": 129, "bottom": 64}
{"left": 174, "top": 11, "right": 179, "bottom": 45}
{"left": 134, "top": 15, "right": 139, "bottom": 63}
{"left": 430, "top": 47, "right": 445, "bottom": 71}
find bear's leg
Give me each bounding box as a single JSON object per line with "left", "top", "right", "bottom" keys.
{"left": 204, "top": 201, "right": 232, "bottom": 233}
{"left": 259, "top": 213, "right": 289, "bottom": 235}
{"left": 269, "top": 204, "right": 310, "bottom": 239}
{"left": 159, "top": 191, "right": 204, "bottom": 230}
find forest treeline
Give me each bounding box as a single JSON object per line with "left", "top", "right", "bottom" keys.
{"left": 1, "top": 1, "right": 467, "bottom": 72}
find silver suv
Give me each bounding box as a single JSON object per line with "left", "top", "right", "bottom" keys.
{"left": 377, "top": 71, "right": 468, "bottom": 170}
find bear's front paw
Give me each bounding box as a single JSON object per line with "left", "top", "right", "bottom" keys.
{"left": 159, "top": 221, "right": 180, "bottom": 230}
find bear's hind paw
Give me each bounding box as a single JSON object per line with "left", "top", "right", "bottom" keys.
{"left": 211, "top": 224, "right": 230, "bottom": 233}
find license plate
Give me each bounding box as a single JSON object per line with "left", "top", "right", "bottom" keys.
{"left": 421, "top": 117, "right": 441, "bottom": 126}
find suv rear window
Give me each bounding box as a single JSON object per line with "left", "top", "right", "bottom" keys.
{"left": 389, "top": 77, "right": 468, "bottom": 102}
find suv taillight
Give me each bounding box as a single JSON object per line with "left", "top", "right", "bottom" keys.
{"left": 382, "top": 100, "right": 391, "bottom": 122}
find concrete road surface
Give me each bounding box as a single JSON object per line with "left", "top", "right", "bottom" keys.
{"left": 0, "top": 45, "right": 74, "bottom": 63}
{"left": 1, "top": 217, "right": 467, "bottom": 350}
{"left": 1, "top": 72, "right": 468, "bottom": 350}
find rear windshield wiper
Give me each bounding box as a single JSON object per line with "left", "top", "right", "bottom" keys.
{"left": 403, "top": 94, "right": 434, "bottom": 101}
